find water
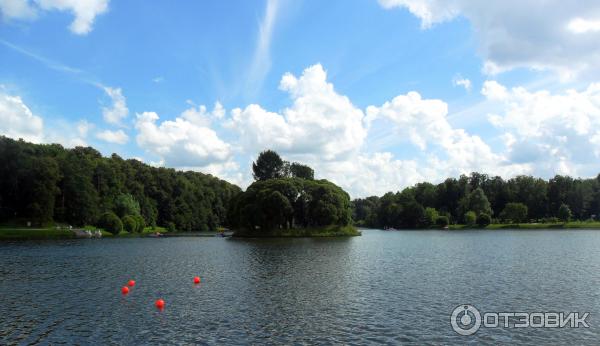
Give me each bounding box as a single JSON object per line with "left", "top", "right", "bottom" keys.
{"left": 2, "top": 229, "right": 600, "bottom": 345}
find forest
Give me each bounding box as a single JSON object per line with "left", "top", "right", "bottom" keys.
{"left": 0, "top": 136, "right": 240, "bottom": 233}
{"left": 4, "top": 135, "right": 600, "bottom": 234}
{"left": 352, "top": 172, "right": 600, "bottom": 229}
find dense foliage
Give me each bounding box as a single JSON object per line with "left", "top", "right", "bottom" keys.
{"left": 353, "top": 172, "right": 600, "bottom": 228}
{"left": 230, "top": 151, "right": 351, "bottom": 233}
{"left": 0, "top": 136, "right": 240, "bottom": 231}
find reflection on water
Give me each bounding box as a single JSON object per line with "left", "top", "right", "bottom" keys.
{"left": 2, "top": 230, "right": 600, "bottom": 344}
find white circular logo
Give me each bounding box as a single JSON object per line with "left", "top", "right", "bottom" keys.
{"left": 451, "top": 304, "right": 481, "bottom": 335}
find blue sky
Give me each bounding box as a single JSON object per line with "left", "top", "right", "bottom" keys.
{"left": 2, "top": 0, "right": 600, "bottom": 197}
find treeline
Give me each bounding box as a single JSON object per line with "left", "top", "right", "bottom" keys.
{"left": 0, "top": 136, "right": 240, "bottom": 232}
{"left": 228, "top": 150, "right": 352, "bottom": 232}
{"left": 353, "top": 172, "right": 600, "bottom": 228}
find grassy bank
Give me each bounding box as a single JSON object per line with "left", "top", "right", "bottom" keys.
{"left": 0, "top": 225, "right": 172, "bottom": 240}
{"left": 0, "top": 228, "right": 76, "bottom": 240}
{"left": 448, "top": 221, "right": 600, "bottom": 230}
{"left": 233, "top": 225, "right": 361, "bottom": 238}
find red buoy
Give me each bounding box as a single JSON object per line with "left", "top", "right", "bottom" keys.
{"left": 193, "top": 276, "right": 201, "bottom": 284}
{"left": 128, "top": 280, "right": 136, "bottom": 287}
{"left": 155, "top": 299, "right": 165, "bottom": 310}
{"left": 121, "top": 286, "right": 129, "bottom": 295}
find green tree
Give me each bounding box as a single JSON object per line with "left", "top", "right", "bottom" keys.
{"left": 477, "top": 213, "right": 491, "bottom": 227}
{"left": 122, "top": 215, "right": 137, "bottom": 233}
{"left": 464, "top": 211, "right": 477, "bottom": 226}
{"left": 500, "top": 202, "right": 528, "bottom": 223}
{"left": 423, "top": 207, "right": 439, "bottom": 227}
{"left": 252, "top": 150, "right": 285, "bottom": 181}
{"left": 133, "top": 214, "right": 145, "bottom": 232}
{"left": 461, "top": 187, "right": 492, "bottom": 216}
{"left": 290, "top": 162, "right": 314, "bottom": 180}
{"left": 436, "top": 215, "right": 449, "bottom": 227}
{"left": 99, "top": 212, "right": 123, "bottom": 235}
{"left": 558, "top": 203, "right": 572, "bottom": 222}
{"left": 114, "top": 193, "right": 141, "bottom": 218}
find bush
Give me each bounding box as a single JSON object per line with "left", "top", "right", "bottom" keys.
{"left": 98, "top": 212, "right": 123, "bottom": 235}
{"left": 477, "top": 213, "right": 491, "bottom": 227}
{"left": 436, "top": 215, "right": 449, "bottom": 227}
{"left": 133, "top": 215, "right": 145, "bottom": 233}
{"left": 464, "top": 211, "right": 477, "bottom": 226}
{"left": 558, "top": 204, "right": 572, "bottom": 222}
{"left": 500, "top": 202, "right": 528, "bottom": 223}
{"left": 122, "top": 215, "right": 137, "bottom": 233}
{"left": 166, "top": 222, "right": 176, "bottom": 232}
{"left": 423, "top": 207, "right": 439, "bottom": 227}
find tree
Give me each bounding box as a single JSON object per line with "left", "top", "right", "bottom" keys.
{"left": 122, "top": 215, "right": 137, "bottom": 233}
{"left": 436, "top": 215, "right": 449, "bottom": 227}
{"left": 133, "top": 214, "right": 145, "bottom": 232}
{"left": 558, "top": 203, "right": 572, "bottom": 222}
{"left": 423, "top": 207, "right": 439, "bottom": 227}
{"left": 461, "top": 187, "right": 492, "bottom": 216}
{"left": 464, "top": 211, "right": 477, "bottom": 226}
{"left": 500, "top": 202, "right": 528, "bottom": 223}
{"left": 290, "top": 162, "right": 314, "bottom": 180}
{"left": 114, "top": 193, "right": 140, "bottom": 218}
{"left": 252, "top": 150, "right": 285, "bottom": 181}
{"left": 99, "top": 212, "right": 123, "bottom": 235}
{"left": 477, "top": 213, "right": 491, "bottom": 227}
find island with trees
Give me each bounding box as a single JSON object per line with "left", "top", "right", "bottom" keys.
{"left": 227, "top": 150, "right": 359, "bottom": 237}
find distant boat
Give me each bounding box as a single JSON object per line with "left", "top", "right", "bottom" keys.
{"left": 147, "top": 232, "right": 163, "bottom": 238}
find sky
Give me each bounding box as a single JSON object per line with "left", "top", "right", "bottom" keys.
{"left": 2, "top": 0, "right": 600, "bottom": 198}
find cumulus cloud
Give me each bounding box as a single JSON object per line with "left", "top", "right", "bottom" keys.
{"left": 0, "top": 0, "right": 36, "bottom": 19}
{"left": 379, "top": 0, "right": 600, "bottom": 80}
{"left": 135, "top": 107, "right": 232, "bottom": 169}
{"left": 102, "top": 87, "right": 128, "bottom": 126}
{"left": 481, "top": 80, "right": 508, "bottom": 101}
{"left": 96, "top": 129, "right": 128, "bottom": 144}
{"left": 483, "top": 81, "right": 600, "bottom": 177}
{"left": 228, "top": 64, "right": 367, "bottom": 160}
{"left": 0, "top": 92, "right": 44, "bottom": 143}
{"left": 0, "top": 0, "right": 109, "bottom": 34}
{"left": 365, "top": 90, "right": 516, "bottom": 179}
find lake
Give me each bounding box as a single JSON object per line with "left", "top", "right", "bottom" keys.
{"left": 2, "top": 229, "right": 600, "bottom": 344}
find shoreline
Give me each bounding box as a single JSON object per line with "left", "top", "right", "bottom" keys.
{"left": 232, "top": 225, "right": 361, "bottom": 238}
{"left": 4, "top": 222, "right": 600, "bottom": 240}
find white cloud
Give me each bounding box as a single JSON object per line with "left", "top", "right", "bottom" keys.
{"left": 365, "top": 90, "right": 513, "bottom": 178}
{"left": 96, "top": 129, "right": 128, "bottom": 144}
{"left": 102, "top": 86, "right": 128, "bottom": 126}
{"left": 0, "top": 0, "right": 36, "bottom": 19}
{"left": 244, "top": 0, "right": 281, "bottom": 96}
{"left": 0, "top": 0, "right": 108, "bottom": 34}
{"left": 180, "top": 102, "right": 225, "bottom": 126}
{"left": 379, "top": 0, "right": 600, "bottom": 80}
{"left": 0, "top": 92, "right": 44, "bottom": 143}
{"left": 567, "top": 17, "right": 600, "bottom": 34}
{"left": 228, "top": 64, "right": 367, "bottom": 160}
{"left": 482, "top": 81, "right": 600, "bottom": 177}
{"left": 135, "top": 109, "right": 232, "bottom": 168}
{"left": 481, "top": 80, "right": 508, "bottom": 101}
{"left": 453, "top": 76, "right": 471, "bottom": 91}
{"left": 35, "top": 0, "right": 108, "bottom": 34}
